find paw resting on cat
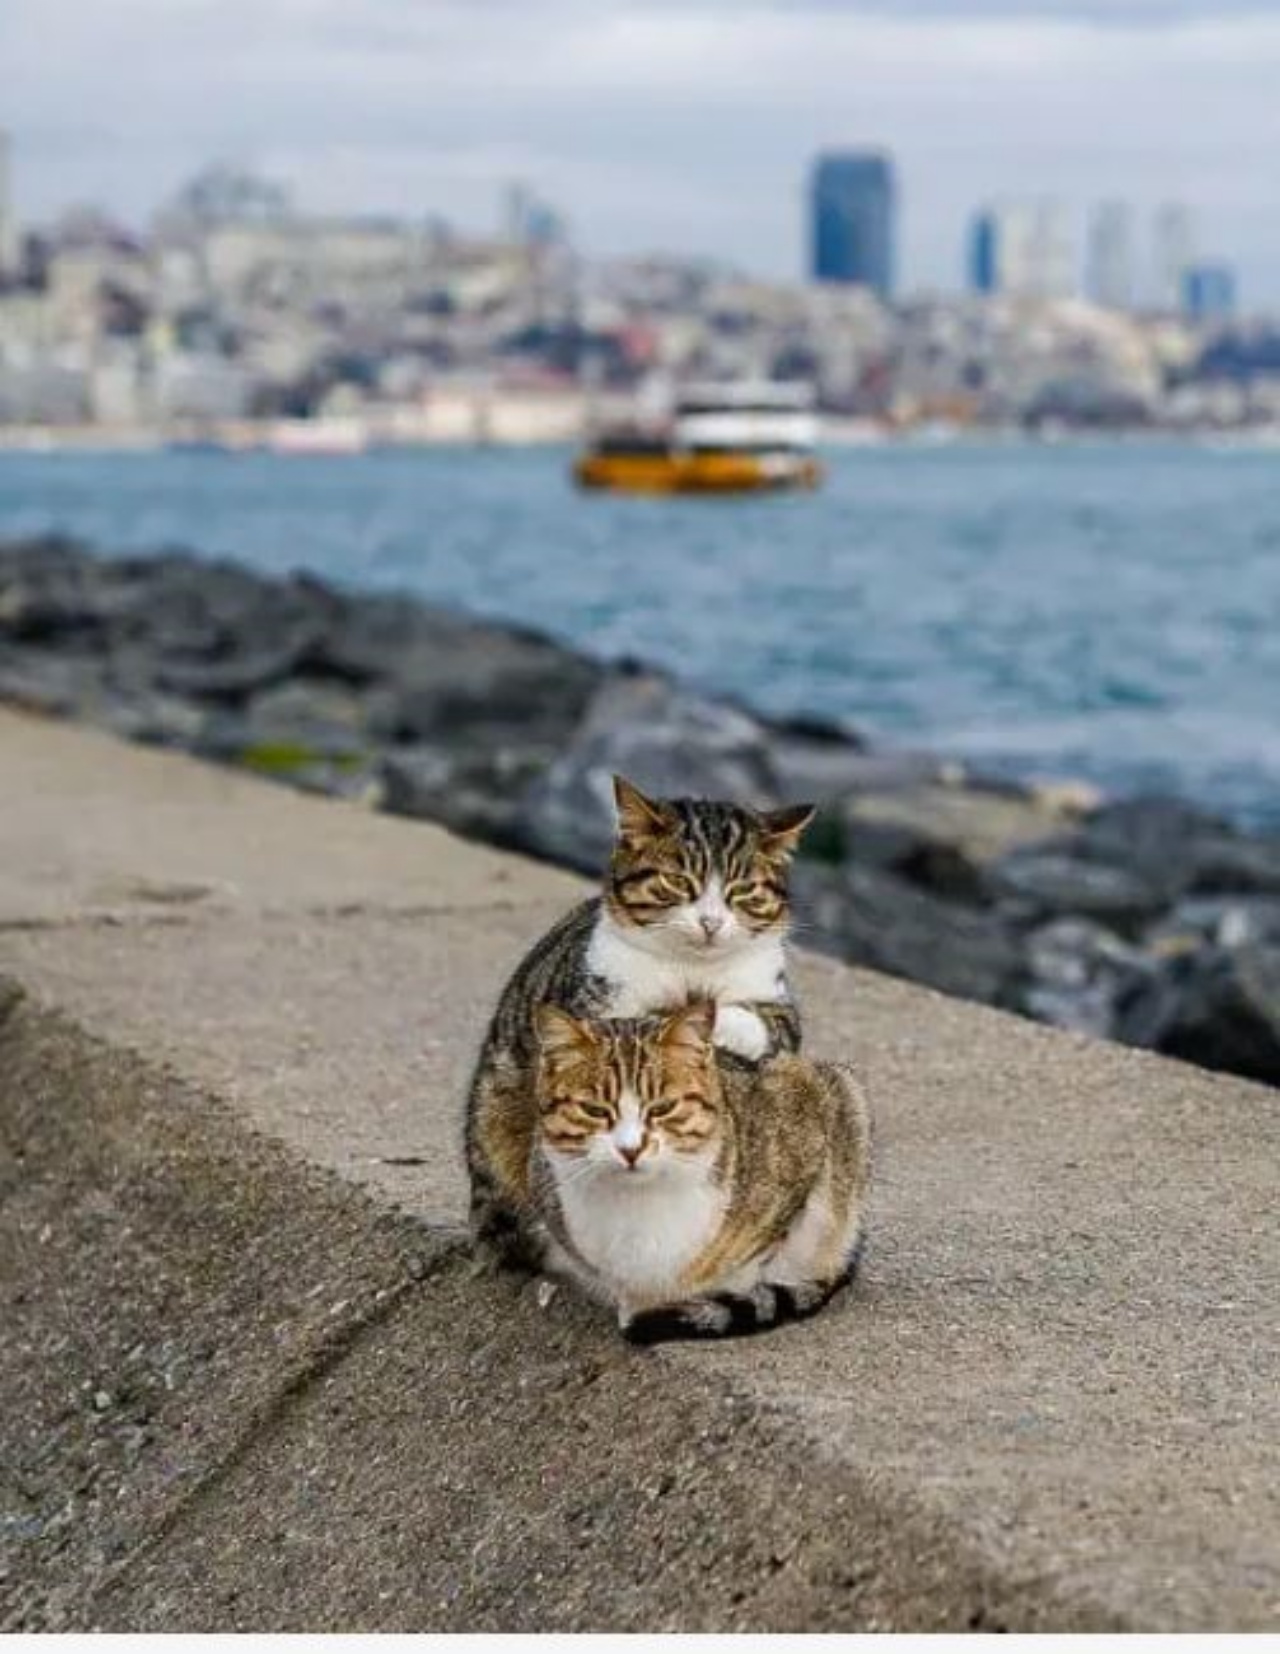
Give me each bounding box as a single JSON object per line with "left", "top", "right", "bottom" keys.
{"left": 712, "top": 1004, "right": 769, "bottom": 1061}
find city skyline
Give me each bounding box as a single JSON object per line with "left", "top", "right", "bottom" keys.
{"left": 1, "top": 1, "right": 1277, "bottom": 301}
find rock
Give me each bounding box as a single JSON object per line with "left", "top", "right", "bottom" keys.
{"left": 793, "top": 862, "right": 1023, "bottom": 1006}
{"left": 1146, "top": 896, "right": 1280, "bottom": 956}
{"left": 96, "top": 688, "right": 212, "bottom": 750}
{"left": 0, "top": 537, "right": 123, "bottom": 644}
{"left": 366, "top": 617, "right": 601, "bottom": 753}
{"left": 1019, "top": 917, "right": 1162, "bottom": 1040}
{"left": 1025, "top": 777, "right": 1106, "bottom": 815}
{"left": 836, "top": 783, "right": 1073, "bottom": 899}
{"left": 151, "top": 621, "right": 326, "bottom": 701}
{"left": 0, "top": 647, "right": 108, "bottom": 717}
{"left": 1071, "top": 795, "right": 1234, "bottom": 903}
{"left": 986, "top": 850, "right": 1167, "bottom": 929}
{"left": 768, "top": 734, "right": 945, "bottom": 810}
{"left": 1155, "top": 943, "right": 1280, "bottom": 1086}
{"left": 518, "top": 671, "right": 780, "bottom": 872}
{"left": 1189, "top": 834, "right": 1280, "bottom": 897}
{"left": 240, "top": 679, "right": 374, "bottom": 760}
{"left": 379, "top": 744, "right": 548, "bottom": 846}
{"left": 304, "top": 590, "right": 452, "bottom": 684}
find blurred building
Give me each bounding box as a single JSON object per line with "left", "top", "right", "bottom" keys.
{"left": 1088, "top": 201, "right": 1136, "bottom": 311}
{"left": 0, "top": 129, "right": 19, "bottom": 279}
{"left": 1183, "top": 262, "right": 1238, "bottom": 323}
{"left": 969, "top": 200, "right": 1074, "bottom": 301}
{"left": 505, "top": 182, "right": 568, "bottom": 250}
{"left": 1153, "top": 203, "right": 1196, "bottom": 312}
{"left": 809, "top": 150, "right": 896, "bottom": 297}
{"left": 161, "top": 162, "right": 293, "bottom": 230}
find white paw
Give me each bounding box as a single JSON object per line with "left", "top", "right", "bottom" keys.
{"left": 713, "top": 1005, "right": 769, "bottom": 1061}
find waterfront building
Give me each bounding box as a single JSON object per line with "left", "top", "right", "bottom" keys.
{"left": 505, "top": 182, "right": 568, "bottom": 250}
{"left": 0, "top": 129, "right": 20, "bottom": 279}
{"left": 1183, "top": 262, "right": 1238, "bottom": 323}
{"left": 1153, "top": 203, "right": 1196, "bottom": 312}
{"left": 968, "top": 200, "right": 1075, "bottom": 301}
{"left": 969, "top": 211, "right": 998, "bottom": 295}
{"left": 810, "top": 150, "right": 896, "bottom": 297}
{"left": 1088, "top": 201, "right": 1136, "bottom": 311}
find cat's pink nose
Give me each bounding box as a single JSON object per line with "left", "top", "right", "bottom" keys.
{"left": 618, "top": 1143, "right": 644, "bottom": 1169}
{"left": 699, "top": 913, "right": 724, "bottom": 941}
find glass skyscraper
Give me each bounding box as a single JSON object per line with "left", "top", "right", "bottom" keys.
{"left": 809, "top": 151, "right": 896, "bottom": 297}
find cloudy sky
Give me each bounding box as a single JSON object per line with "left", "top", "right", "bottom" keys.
{"left": 3, "top": 0, "right": 1279, "bottom": 302}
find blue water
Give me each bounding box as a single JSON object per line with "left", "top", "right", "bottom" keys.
{"left": 2, "top": 441, "right": 1279, "bottom": 826}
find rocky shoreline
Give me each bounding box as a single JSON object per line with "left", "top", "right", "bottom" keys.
{"left": 2, "top": 536, "right": 1277, "bottom": 1088}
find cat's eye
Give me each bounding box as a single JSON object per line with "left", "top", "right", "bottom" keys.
{"left": 647, "top": 1099, "right": 679, "bottom": 1120}
{"left": 578, "top": 1101, "right": 613, "bottom": 1122}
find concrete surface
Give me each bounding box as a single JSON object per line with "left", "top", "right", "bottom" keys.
{"left": 2, "top": 706, "right": 1277, "bottom": 1631}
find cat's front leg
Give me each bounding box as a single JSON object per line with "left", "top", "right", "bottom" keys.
{"left": 713, "top": 998, "right": 801, "bottom": 1061}
{"left": 712, "top": 1003, "right": 770, "bottom": 1061}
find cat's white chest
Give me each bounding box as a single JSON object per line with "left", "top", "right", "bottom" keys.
{"left": 586, "top": 919, "right": 786, "bottom": 1017}
{"left": 557, "top": 1164, "right": 721, "bottom": 1303}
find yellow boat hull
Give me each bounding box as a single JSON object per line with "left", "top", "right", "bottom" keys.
{"left": 574, "top": 450, "right": 823, "bottom": 495}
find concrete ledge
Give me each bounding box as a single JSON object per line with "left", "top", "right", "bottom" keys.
{"left": 2, "top": 708, "right": 1278, "bottom": 1630}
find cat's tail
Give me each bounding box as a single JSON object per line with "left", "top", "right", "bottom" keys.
{"left": 622, "top": 1240, "right": 864, "bottom": 1346}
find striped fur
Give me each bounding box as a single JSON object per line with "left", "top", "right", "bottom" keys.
{"left": 624, "top": 1241, "right": 865, "bottom": 1345}
{"left": 465, "top": 779, "right": 815, "bottom": 1268}
{"left": 528, "top": 1008, "right": 872, "bottom": 1343}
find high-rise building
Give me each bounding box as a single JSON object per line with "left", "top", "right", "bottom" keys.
{"left": 1183, "top": 262, "right": 1238, "bottom": 323}
{"left": 968, "top": 200, "right": 1074, "bottom": 301}
{"left": 505, "top": 181, "right": 567, "bottom": 250}
{"left": 0, "top": 130, "right": 19, "bottom": 278}
{"left": 1088, "top": 201, "right": 1136, "bottom": 311}
{"left": 1153, "top": 203, "right": 1196, "bottom": 312}
{"left": 809, "top": 150, "right": 896, "bottom": 298}
{"left": 969, "top": 212, "right": 998, "bottom": 295}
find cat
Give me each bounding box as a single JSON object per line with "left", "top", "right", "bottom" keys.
{"left": 528, "top": 999, "right": 871, "bottom": 1342}
{"left": 466, "top": 775, "right": 815, "bottom": 1267}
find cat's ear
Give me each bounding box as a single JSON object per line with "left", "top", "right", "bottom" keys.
{"left": 660, "top": 998, "right": 716, "bottom": 1056}
{"left": 759, "top": 802, "right": 816, "bottom": 858}
{"left": 535, "top": 1004, "right": 596, "bottom": 1064}
{"left": 612, "top": 775, "right": 672, "bottom": 840}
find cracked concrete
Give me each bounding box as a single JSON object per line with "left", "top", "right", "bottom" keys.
{"left": 2, "top": 706, "right": 1278, "bottom": 1630}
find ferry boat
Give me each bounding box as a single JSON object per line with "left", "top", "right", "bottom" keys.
{"left": 574, "top": 380, "right": 822, "bottom": 494}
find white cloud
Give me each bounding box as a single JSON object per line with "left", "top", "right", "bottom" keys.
{"left": 2, "top": 0, "right": 1278, "bottom": 302}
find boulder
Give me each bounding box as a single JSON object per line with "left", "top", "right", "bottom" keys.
{"left": 365, "top": 617, "right": 601, "bottom": 753}
{"left": 1019, "top": 917, "right": 1163, "bottom": 1040}
{"left": 1189, "top": 833, "right": 1280, "bottom": 897}
{"left": 793, "top": 861, "right": 1024, "bottom": 1007}
{"left": 1146, "top": 895, "right": 1280, "bottom": 956}
{"left": 1069, "top": 795, "right": 1280, "bottom": 901}
{"left": 0, "top": 647, "right": 107, "bottom": 718}
{"left": 239, "top": 679, "right": 374, "bottom": 761}
{"left": 767, "top": 733, "right": 946, "bottom": 811}
{"left": 379, "top": 744, "right": 547, "bottom": 848}
{"left": 151, "top": 622, "right": 326, "bottom": 701}
{"left": 0, "top": 536, "right": 125, "bottom": 644}
{"left": 985, "top": 849, "right": 1167, "bottom": 929}
{"left": 1155, "top": 943, "right": 1280, "bottom": 1087}
{"left": 836, "top": 783, "right": 1076, "bottom": 899}
{"left": 519, "top": 671, "right": 780, "bottom": 872}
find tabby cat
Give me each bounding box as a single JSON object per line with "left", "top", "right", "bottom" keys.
{"left": 466, "top": 776, "right": 814, "bottom": 1266}
{"left": 529, "top": 1000, "right": 871, "bottom": 1342}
